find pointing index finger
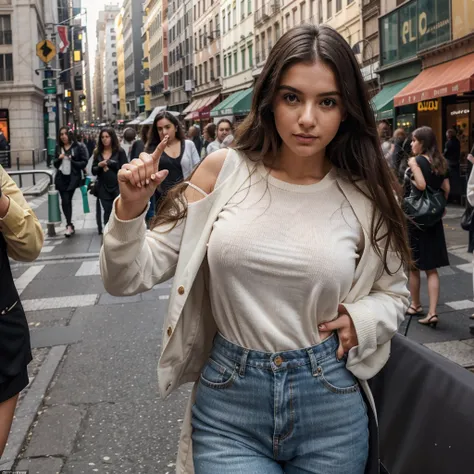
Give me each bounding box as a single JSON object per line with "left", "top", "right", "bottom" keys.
{"left": 151, "top": 135, "right": 169, "bottom": 163}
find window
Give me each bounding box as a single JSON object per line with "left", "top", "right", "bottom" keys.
{"left": 248, "top": 0, "right": 252, "bottom": 13}
{"left": 248, "top": 44, "right": 253, "bottom": 68}
{"left": 318, "top": 0, "right": 323, "bottom": 22}
{"left": 224, "top": 56, "right": 227, "bottom": 76}
{"left": 275, "top": 22, "right": 281, "bottom": 41}
{"left": 327, "top": 0, "right": 332, "bottom": 18}
{"left": 241, "top": 0, "right": 245, "bottom": 19}
{"left": 222, "top": 12, "right": 226, "bottom": 34}
{"left": 261, "top": 32, "right": 265, "bottom": 59}
{"left": 310, "top": 0, "right": 315, "bottom": 20}
{"left": 228, "top": 54, "right": 232, "bottom": 75}
{"left": 204, "top": 25, "right": 207, "bottom": 46}
{"left": 233, "top": 4, "right": 237, "bottom": 25}
{"left": 292, "top": 9, "right": 297, "bottom": 27}
{"left": 0, "top": 53, "right": 13, "bottom": 81}
{"left": 204, "top": 61, "right": 208, "bottom": 82}
{"left": 195, "top": 66, "right": 198, "bottom": 83}
{"left": 210, "top": 57, "right": 214, "bottom": 79}
{"left": 203, "top": 0, "right": 206, "bottom": 10}
{"left": 216, "top": 54, "right": 221, "bottom": 76}
{"left": 198, "top": 1, "right": 201, "bottom": 16}
{"left": 215, "top": 14, "right": 220, "bottom": 36}
{"left": 285, "top": 13, "right": 290, "bottom": 30}
{"left": 194, "top": 5, "right": 196, "bottom": 18}
{"left": 112, "top": 52, "right": 116, "bottom": 57}
{"left": 199, "top": 64, "right": 203, "bottom": 84}
{"left": 256, "top": 36, "right": 260, "bottom": 61}
{"left": 199, "top": 29, "right": 202, "bottom": 49}
{"left": 228, "top": 9, "right": 231, "bottom": 30}
{"left": 348, "top": 0, "right": 354, "bottom": 3}
{"left": 241, "top": 49, "right": 246, "bottom": 70}
{"left": 210, "top": 20, "right": 213, "bottom": 38}
{"left": 336, "top": 0, "right": 342, "bottom": 12}
{"left": 300, "top": 2, "right": 305, "bottom": 22}
{"left": 234, "top": 52, "right": 238, "bottom": 73}
{"left": 194, "top": 33, "right": 197, "bottom": 51}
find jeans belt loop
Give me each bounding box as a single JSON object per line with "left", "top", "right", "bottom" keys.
{"left": 239, "top": 349, "right": 249, "bottom": 377}
{"left": 307, "top": 348, "right": 319, "bottom": 377}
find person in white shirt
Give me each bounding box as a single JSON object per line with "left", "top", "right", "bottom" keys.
{"left": 206, "top": 119, "right": 232, "bottom": 155}
{"left": 101, "top": 24, "right": 410, "bottom": 474}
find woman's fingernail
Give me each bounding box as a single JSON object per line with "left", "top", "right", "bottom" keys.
{"left": 151, "top": 174, "right": 156, "bottom": 180}
{"left": 318, "top": 324, "right": 325, "bottom": 330}
{"left": 146, "top": 179, "right": 150, "bottom": 185}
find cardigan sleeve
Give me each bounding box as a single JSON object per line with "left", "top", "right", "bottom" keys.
{"left": 0, "top": 166, "right": 44, "bottom": 261}
{"left": 100, "top": 199, "right": 184, "bottom": 296}
{"left": 341, "top": 249, "right": 409, "bottom": 380}
{"left": 467, "top": 166, "right": 474, "bottom": 207}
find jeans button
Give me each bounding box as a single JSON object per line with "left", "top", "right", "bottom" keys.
{"left": 274, "top": 356, "right": 283, "bottom": 366}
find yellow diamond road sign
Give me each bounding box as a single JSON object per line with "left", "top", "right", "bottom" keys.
{"left": 36, "top": 40, "right": 56, "bottom": 63}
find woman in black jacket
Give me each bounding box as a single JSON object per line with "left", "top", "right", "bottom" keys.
{"left": 92, "top": 127, "right": 128, "bottom": 225}
{"left": 53, "top": 127, "right": 88, "bottom": 237}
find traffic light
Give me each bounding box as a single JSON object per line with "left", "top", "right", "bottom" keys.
{"left": 74, "top": 75, "right": 83, "bottom": 91}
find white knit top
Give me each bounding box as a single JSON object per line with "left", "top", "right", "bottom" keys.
{"left": 207, "top": 161, "right": 363, "bottom": 352}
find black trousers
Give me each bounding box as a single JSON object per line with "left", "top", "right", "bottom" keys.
{"left": 96, "top": 198, "right": 102, "bottom": 233}
{"left": 100, "top": 198, "right": 114, "bottom": 226}
{"left": 59, "top": 189, "right": 75, "bottom": 226}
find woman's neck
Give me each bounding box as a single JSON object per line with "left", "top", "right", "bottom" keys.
{"left": 166, "top": 137, "right": 178, "bottom": 146}
{"left": 63, "top": 142, "right": 71, "bottom": 149}
{"left": 103, "top": 146, "right": 112, "bottom": 154}
{"left": 266, "top": 145, "right": 331, "bottom": 183}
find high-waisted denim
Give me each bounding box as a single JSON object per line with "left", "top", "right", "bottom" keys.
{"left": 191, "top": 332, "right": 369, "bottom": 474}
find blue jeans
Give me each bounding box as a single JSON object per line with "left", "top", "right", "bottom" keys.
{"left": 192, "top": 333, "right": 369, "bottom": 474}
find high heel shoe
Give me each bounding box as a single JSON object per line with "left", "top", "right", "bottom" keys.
{"left": 418, "top": 315, "right": 438, "bottom": 329}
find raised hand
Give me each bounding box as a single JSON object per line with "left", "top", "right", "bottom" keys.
{"left": 116, "top": 136, "right": 170, "bottom": 220}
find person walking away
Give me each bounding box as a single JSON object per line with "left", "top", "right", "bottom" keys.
{"left": 201, "top": 123, "right": 216, "bottom": 159}
{"left": 389, "top": 128, "right": 408, "bottom": 180}
{"left": 206, "top": 119, "right": 232, "bottom": 155}
{"left": 466, "top": 146, "right": 474, "bottom": 334}
{"left": 377, "top": 120, "right": 392, "bottom": 160}
{"left": 76, "top": 131, "right": 90, "bottom": 160}
{"left": 92, "top": 127, "right": 128, "bottom": 226}
{"left": 405, "top": 127, "right": 450, "bottom": 327}
{"left": 100, "top": 24, "right": 410, "bottom": 474}
{"left": 86, "top": 133, "right": 97, "bottom": 158}
{"left": 444, "top": 129, "right": 461, "bottom": 202}
{"left": 0, "top": 165, "right": 43, "bottom": 456}
{"left": 53, "top": 127, "right": 88, "bottom": 237}
{"left": 188, "top": 126, "right": 203, "bottom": 156}
{"left": 121, "top": 128, "right": 136, "bottom": 159}
{"left": 130, "top": 125, "right": 149, "bottom": 160}
{"left": 145, "top": 111, "right": 200, "bottom": 204}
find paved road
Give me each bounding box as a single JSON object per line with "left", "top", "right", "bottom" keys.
{"left": 1, "top": 192, "right": 474, "bottom": 473}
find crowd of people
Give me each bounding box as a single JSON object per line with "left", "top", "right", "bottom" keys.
{"left": 2, "top": 22, "right": 474, "bottom": 472}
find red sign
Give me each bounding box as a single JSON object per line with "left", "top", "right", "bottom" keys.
{"left": 57, "top": 26, "right": 70, "bottom": 54}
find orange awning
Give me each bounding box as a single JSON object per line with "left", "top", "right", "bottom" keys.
{"left": 394, "top": 53, "right": 474, "bottom": 107}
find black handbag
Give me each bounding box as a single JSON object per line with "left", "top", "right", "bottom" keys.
{"left": 403, "top": 186, "right": 446, "bottom": 228}
{"left": 88, "top": 180, "right": 99, "bottom": 197}
{"left": 461, "top": 203, "right": 474, "bottom": 231}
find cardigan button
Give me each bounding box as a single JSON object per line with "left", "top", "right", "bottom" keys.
{"left": 177, "top": 285, "right": 185, "bottom": 295}
{"left": 167, "top": 326, "right": 173, "bottom": 337}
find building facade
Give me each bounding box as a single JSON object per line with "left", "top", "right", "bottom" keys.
{"left": 167, "top": 0, "right": 194, "bottom": 113}
{"left": 122, "top": 0, "right": 145, "bottom": 118}
{"left": 115, "top": 10, "right": 127, "bottom": 119}
{"left": 103, "top": 9, "right": 120, "bottom": 122}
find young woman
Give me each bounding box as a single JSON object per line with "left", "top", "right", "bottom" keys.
{"left": 202, "top": 123, "right": 216, "bottom": 159}
{"left": 53, "top": 127, "right": 88, "bottom": 237}
{"left": 101, "top": 25, "right": 410, "bottom": 473}
{"left": 206, "top": 119, "right": 232, "bottom": 155}
{"left": 92, "top": 127, "right": 128, "bottom": 226}
{"left": 145, "top": 111, "right": 200, "bottom": 199}
{"left": 0, "top": 165, "right": 43, "bottom": 456}
{"left": 405, "top": 126, "right": 450, "bottom": 328}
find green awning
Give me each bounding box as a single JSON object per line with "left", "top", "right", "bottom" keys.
{"left": 210, "top": 88, "right": 253, "bottom": 118}
{"left": 371, "top": 79, "right": 412, "bottom": 120}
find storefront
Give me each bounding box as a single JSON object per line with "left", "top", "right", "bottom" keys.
{"left": 210, "top": 88, "right": 253, "bottom": 125}
{"left": 181, "top": 94, "right": 220, "bottom": 129}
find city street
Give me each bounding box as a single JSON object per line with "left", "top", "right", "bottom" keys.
{"left": 1, "top": 191, "right": 474, "bottom": 474}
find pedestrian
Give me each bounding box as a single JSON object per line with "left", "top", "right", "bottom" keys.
{"left": 121, "top": 127, "right": 136, "bottom": 159}
{"left": 405, "top": 126, "right": 450, "bottom": 328}
{"left": 188, "top": 125, "right": 203, "bottom": 156}
{"left": 53, "top": 127, "right": 88, "bottom": 237}
{"left": 201, "top": 123, "right": 216, "bottom": 159}
{"left": 100, "top": 24, "right": 410, "bottom": 473}
{"left": 92, "top": 127, "right": 128, "bottom": 226}
{"left": 145, "top": 111, "right": 200, "bottom": 202}
{"left": 377, "top": 120, "right": 392, "bottom": 160}
{"left": 466, "top": 146, "right": 474, "bottom": 334}
{"left": 206, "top": 119, "right": 232, "bottom": 155}
{"left": 389, "top": 128, "right": 408, "bottom": 179}
{"left": 75, "top": 131, "right": 90, "bottom": 159}
{"left": 86, "top": 133, "right": 97, "bottom": 158}
{"left": 0, "top": 165, "right": 43, "bottom": 456}
{"left": 444, "top": 129, "right": 461, "bottom": 202}
{"left": 130, "top": 125, "right": 149, "bottom": 160}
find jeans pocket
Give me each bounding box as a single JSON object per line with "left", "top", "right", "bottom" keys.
{"left": 316, "top": 353, "right": 360, "bottom": 394}
{"left": 199, "top": 357, "right": 236, "bottom": 390}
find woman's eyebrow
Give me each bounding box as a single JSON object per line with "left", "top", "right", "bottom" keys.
{"left": 277, "top": 85, "right": 340, "bottom": 97}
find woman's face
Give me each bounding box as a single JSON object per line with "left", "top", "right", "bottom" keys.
{"left": 60, "top": 129, "right": 70, "bottom": 145}
{"left": 411, "top": 137, "right": 422, "bottom": 155}
{"left": 156, "top": 118, "right": 176, "bottom": 141}
{"left": 101, "top": 132, "right": 112, "bottom": 148}
{"left": 203, "top": 128, "right": 210, "bottom": 141}
{"left": 272, "top": 60, "right": 344, "bottom": 160}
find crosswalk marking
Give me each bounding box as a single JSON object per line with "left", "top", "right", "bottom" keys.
{"left": 22, "top": 294, "right": 98, "bottom": 311}
{"left": 445, "top": 300, "right": 474, "bottom": 310}
{"left": 456, "top": 263, "right": 473, "bottom": 273}
{"left": 14, "top": 266, "right": 45, "bottom": 296}
{"left": 41, "top": 246, "right": 55, "bottom": 253}
{"left": 75, "top": 260, "right": 100, "bottom": 277}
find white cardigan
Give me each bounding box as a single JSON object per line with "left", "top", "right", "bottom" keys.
{"left": 181, "top": 140, "right": 201, "bottom": 178}
{"left": 100, "top": 149, "right": 409, "bottom": 473}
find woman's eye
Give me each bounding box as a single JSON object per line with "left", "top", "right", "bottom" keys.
{"left": 284, "top": 93, "right": 299, "bottom": 104}
{"left": 321, "top": 98, "right": 337, "bottom": 108}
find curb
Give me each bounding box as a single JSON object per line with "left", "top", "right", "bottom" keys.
{"left": 0, "top": 345, "right": 67, "bottom": 470}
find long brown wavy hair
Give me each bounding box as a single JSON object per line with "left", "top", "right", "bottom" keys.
{"left": 412, "top": 126, "right": 448, "bottom": 175}
{"left": 154, "top": 24, "right": 411, "bottom": 273}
